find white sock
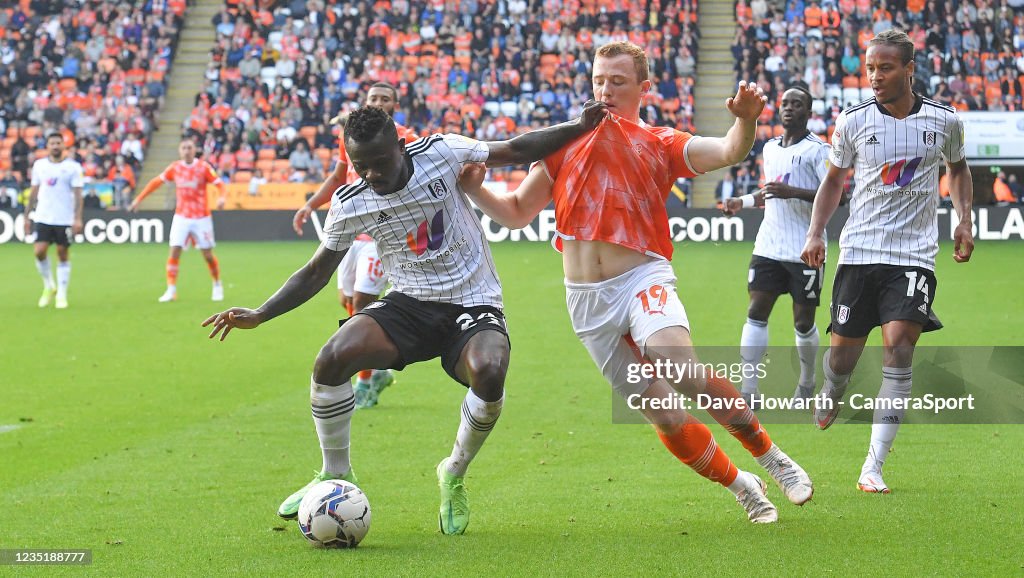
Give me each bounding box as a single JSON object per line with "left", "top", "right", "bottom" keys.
{"left": 36, "top": 258, "right": 54, "bottom": 290}
{"left": 795, "top": 325, "right": 819, "bottom": 389}
{"left": 445, "top": 389, "right": 503, "bottom": 477}
{"left": 56, "top": 261, "right": 71, "bottom": 298}
{"left": 727, "top": 470, "right": 753, "bottom": 496}
{"left": 740, "top": 318, "right": 769, "bottom": 394}
{"left": 310, "top": 377, "right": 355, "bottom": 476}
{"left": 868, "top": 366, "right": 912, "bottom": 467}
{"left": 822, "top": 348, "right": 852, "bottom": 391}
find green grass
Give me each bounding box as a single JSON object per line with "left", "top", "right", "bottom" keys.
{"left": 1, "top": 240, "right": 1021, "bottom": 575}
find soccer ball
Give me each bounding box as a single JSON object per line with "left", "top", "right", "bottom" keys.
{"left": 297, "top": 480, "right": 372, "bottom": 548}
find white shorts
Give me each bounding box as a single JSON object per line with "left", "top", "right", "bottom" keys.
{"left": 169, "top": 215, "right": 216, "bottom": 249}
{"left": 566, "top": 259, "right": 690, "bottom": 399}
{"left": 337, "top": 239, "right": 387, "bottom": 296}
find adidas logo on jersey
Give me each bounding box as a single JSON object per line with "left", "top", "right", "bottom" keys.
{"left": 376, "top": 211, "right": 393, "bottom": 224}
{"left": 866, "top": 135, "right": 879, "bottom": 145}
{"left": 918, "top": 303, "right": 928, "bottom": 315}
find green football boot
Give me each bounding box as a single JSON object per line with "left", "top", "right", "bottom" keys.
{"left": 277, "top": 468, "right": 358, "bottom": 519}
{"left": 436, "top": 458, "right": 469, "bottom": 535}
{"left": 355, "top": 370, "right": 395, "bottom": 409}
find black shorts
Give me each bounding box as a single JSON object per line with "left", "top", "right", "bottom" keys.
{"left": 748, "top": 255, "right": 823, "bottom": 305}
{"left": 350, "top": 291, "right": 510, "bottom": 387}
{"left": 828, "top": 264, "right": 942, "bottom": 338}
{"left": 34, "top": 223, "right": 73, "bottom": 247}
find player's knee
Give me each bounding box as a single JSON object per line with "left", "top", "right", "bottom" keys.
{"left": 794, "top": 319, "right": 815, "bottom": 334}
{"left": 314, "top": 337, "right": 361, "bottom": 383}
{"left": 649, "top": 410, "right": 689, "bottom": 433}
{"left": 671, "top": 377, "right": 705, "bottom": 399}
{"left": 465, "top": 352, "right": 507, "bottom": 396}
{"left": 746, "top": 302, "right": 771, "bottom": 322}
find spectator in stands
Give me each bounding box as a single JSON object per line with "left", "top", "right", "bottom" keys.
{"left": 288, "top": 139, "right": 321, "bottom": 183}
{"left": 1009, "top": 174, "right": 1024, "bottom": 203}
{"left": 11, "top": 133, "right": 31, "bottom": 179}
{"left": 108, "top": 155, "right": 137, "bottom": 210}
{"left": 736, "top": 166, "right": 757, "bottom": 196}
{"left": 249, "top": 168, "right": 268, "bottom": 196}
{"left": 121, "top": 131, "right": 145, "bottom": 167}
{"left": 717, "top": 172, "right": 737, "bottom": 204}
{"left": 0, "top": 171, "right": 21, "bottom": 209}
{"left": 993, "top": 172, "right": 1017, "bottom": 204}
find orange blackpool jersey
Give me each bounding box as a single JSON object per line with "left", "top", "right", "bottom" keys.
{"left": 543, "top": 117, "right": 700, "bottom": 261}
{"left": 161, "top": 160, "right": 220, "bottom": 219}
{"left": 338, "top": 122, "right": 418, "bottom": 183}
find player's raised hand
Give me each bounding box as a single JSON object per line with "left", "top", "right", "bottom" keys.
{"left": 458, "top": 163, "right": 487, "bottom": 196}
{"left": 801, "top": 237, "right": 826, "bottom": 269}
{"left": 722, "top": 197, "right": 743, "bottom": 216}
{"left": 953, "top": 222, "right": 974, "bottom": 263}
{"left": 727, "top": 81, "right": 768, "bottom": 121}
{"left": 576, "top": 99, "right": 609, "bottom": 131}
{"left": 292, "top": 204, "right": 313, "bottom": 236}
{"left": 202, "top": 307, "right": 262, "bottom": 341}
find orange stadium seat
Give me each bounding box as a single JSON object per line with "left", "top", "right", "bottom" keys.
{"left": 233, "top": 170, "right": 253, "bottom": 183}
{"left": 299, "top": 126, "right": 317, "bottom": 146}
{"left": 257, "top": 148, "right": 277, "bottom": 161}
{"left": 255, "top": 159, "right": 274, "bottom": 173}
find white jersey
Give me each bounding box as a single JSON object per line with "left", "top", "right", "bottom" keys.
{"left": 753, "top": 133, "right": 830, "bottom": 263}
{"left": 830, "top": 95, "right": 965, "bottom": 270}
{"left": 323, "top": 134, "right": 503, "bottom": 308}
{"left": 31, "top": 157, "right": 84, "bottom": 226}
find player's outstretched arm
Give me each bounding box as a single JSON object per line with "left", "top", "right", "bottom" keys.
{"left": 801, "top": 164, "right": 849, "bottom": 268}
{"left": 293, "top": 161, "right": 347, "bottom": 235}
{"left": 946, "top": 158, "right": 974, "bottom": 263}
{"left": 203, "top": 244, "right": 347, "bottom": 341}
{"left": 129, "top": 177, "right": 164, "bottom": 212}
{"left": 687, "top": 81, "right": 767, "bottom": 173}
{"left": 763, "top": 181, "right": 818, "bottom": 202}
{"left": 484, "top": 100, "right": 607, "bottom": 167}
{"left": 459, "top": 162, "right": 553, "bottom": 229}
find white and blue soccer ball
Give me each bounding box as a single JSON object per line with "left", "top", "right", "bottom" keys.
{"left": 297, "top": 480, "right": 371, "bottom": 548}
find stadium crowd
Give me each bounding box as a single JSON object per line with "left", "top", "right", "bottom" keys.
{"left": 0, "top": 0, "right": 188, "bottom": 210}
{"left": 184, "top": 0, "right": 702, "bottom": 185}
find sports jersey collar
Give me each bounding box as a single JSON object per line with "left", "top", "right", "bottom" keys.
{"left": 874, "top": 93, "right": 923, "bottom": 118}
{"left": 779, "top": 129, "right": 811, "bottom": 148}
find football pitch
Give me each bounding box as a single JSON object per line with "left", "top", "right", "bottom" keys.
{"left": 1, "top": 240, "right": 1021, "bottom": 575}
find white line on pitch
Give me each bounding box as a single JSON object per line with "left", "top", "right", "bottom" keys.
{"left": 0, "top": 425, "right": 22, "bottom": 434}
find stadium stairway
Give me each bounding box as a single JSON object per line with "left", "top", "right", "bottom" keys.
{"left": 692, "top": 0, "right": 739, "bottom": 207}
{"left": 138, "top": 0, "right": 223, "bottom": 209}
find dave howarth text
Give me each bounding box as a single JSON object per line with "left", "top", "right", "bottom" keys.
{"left": 626, "top": 360, "right": 768, "bottom": 385}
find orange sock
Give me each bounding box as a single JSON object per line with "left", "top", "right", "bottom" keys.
{"left": 206, "top": 255, "right": 220, "bottom": 281}
{"left": 345, "top": 302, "right": 354, "bottom": 317}
{"left": 358, "top": 369, "right": 373, "bottom": 382}
{"left": 703, "top": 377, "right": 773, "bottom": 457}
{"left": 657, "top": 414, "right": 738, "bottom": 487}
{"left": 166, "top": 257, "right": 179, "bottom": 286}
